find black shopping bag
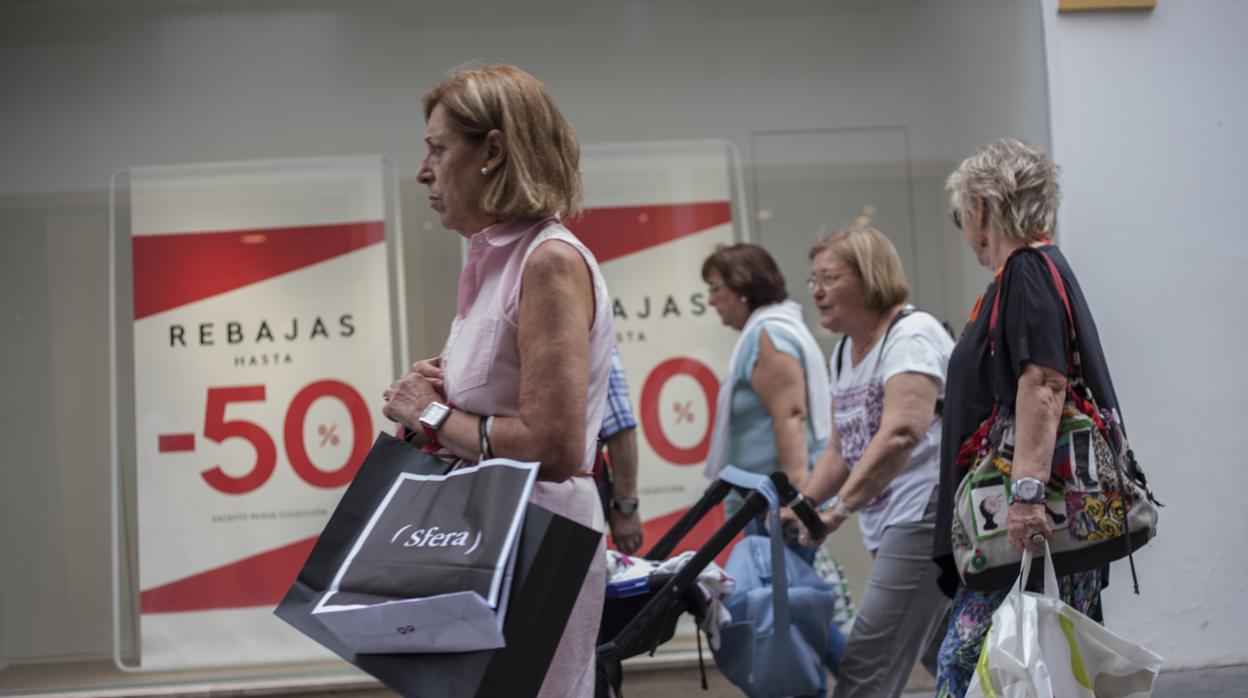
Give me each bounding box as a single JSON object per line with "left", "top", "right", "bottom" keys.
{"left": 313, "top": 457, "right": 539, "bottom": 654}
{"left": 275, "top": 433, "right": 601, "bottom": 698}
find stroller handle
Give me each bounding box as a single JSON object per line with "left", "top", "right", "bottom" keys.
{"left": 769, "top": 472, "right": 827, "bottom": 541}
{"left": 598, "top": 470, "right": 827, "bottom": 683}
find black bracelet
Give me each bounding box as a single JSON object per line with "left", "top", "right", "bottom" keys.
{"left": 478, "top": 415, "right": 496, "bottom": 461}
{"left": 477, "top": 416, "right": 489, "bottom": 461}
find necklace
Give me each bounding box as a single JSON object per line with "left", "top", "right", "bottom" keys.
{"left": 850, "top": 306, "right": 899, "bottom": 365}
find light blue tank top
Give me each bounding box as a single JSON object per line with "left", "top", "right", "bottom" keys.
{"left": 724, "top": 321, "right": 826, "bottom": 513}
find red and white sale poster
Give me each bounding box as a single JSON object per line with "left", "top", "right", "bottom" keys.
{"left": 569, "top": 141, "right": 746, "bottom": 564}
{"left": 125, "top": 157, "right": 397, "bottom": 669}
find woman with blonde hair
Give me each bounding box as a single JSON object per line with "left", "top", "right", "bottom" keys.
{"left": 382, "top": 64, "right": 610, "bottom": 697}
{"left": 786, "top": 225, "right": 954, "bottom": 698}
{"left": 932, "top": 138, "right": 1127, "bottom": 697}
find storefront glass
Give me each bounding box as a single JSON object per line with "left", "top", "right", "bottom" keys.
{"left": 0, "top": 0, "right": 1049, "bottom": 691}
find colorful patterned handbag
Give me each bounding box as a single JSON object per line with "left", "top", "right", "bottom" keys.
{"left": 951, "top": 247, "right": 1160, "bottom": 591}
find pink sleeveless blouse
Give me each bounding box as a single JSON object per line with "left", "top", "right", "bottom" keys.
{"left": 442, "top": 215, "right": 612, "bottom": 471}
{"left": 440, "top": 215, "right": 612, "bottom": 697}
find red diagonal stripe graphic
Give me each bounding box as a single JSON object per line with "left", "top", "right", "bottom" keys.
{"left": 132, "top": 220, "right": 385, "bottom": 320}
{"left": 567, "top": 201, "right": 732, "bottom": 264}
{"left": 140, "top": 535, "right": 316, "bottom": 614}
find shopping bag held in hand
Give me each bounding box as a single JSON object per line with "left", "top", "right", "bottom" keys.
{"left": 275, "top": 433, "right": 601, "bottom": 698}
{"left": 310, "top": 456, "right": 538, "bottom": 654}
{"left": 967, "top": 542, "right": 1163, "bottom": 698}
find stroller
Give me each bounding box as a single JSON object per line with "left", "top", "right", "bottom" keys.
{"left": 595, "top": 470, "right": 827, "bottom": 697}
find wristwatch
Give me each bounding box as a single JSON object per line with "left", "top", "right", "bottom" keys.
{"left": 419, "top": 401, "right": 452, "bottom": 437}
{"left": 1010, "top": 477, "right": 1047, "bottom": 506}
{"left": 610, "top": 498, "right": 639, "bottom": 516}
{"left": 819, "top": 495, "right": 853, "bottom": 518}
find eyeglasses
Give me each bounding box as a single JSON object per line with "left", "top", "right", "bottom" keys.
{"left": 951, "top": 209, "right": 962, "bottom": 230}
{"left": 806, "top": 274, "right": 838, "bottom": 292}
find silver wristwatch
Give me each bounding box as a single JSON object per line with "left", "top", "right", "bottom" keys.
{"left": 819, "top": 495, "right": 853, "bottom": 518}
{"left": 1010, "top": 476, "right": 1046, "bottom": 506}
{"left": 419, "top": 401, "right": 452, "bottom": 433}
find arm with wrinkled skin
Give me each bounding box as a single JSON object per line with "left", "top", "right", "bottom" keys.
{"left": 384, "top": 239, "right": 595, "bottom": 481}
{"left": 751, "top": 329, "right": 811, "bottom": 491}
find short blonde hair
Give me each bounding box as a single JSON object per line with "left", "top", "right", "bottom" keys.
{"left": 808, "top": 226, "right": 909, "bottom": 312}
{"left": 946, "top": 137, "right": 1061, "bottom": 243}
{"left": 423, "top": 64, "right": 582, "bottom": 220}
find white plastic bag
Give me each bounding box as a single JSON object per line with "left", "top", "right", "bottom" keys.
{"left": 967, "top": 542, "right": 1163, "bottom": 698}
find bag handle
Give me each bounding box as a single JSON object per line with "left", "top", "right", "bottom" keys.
{"left": 1014, "top": 543, "right": 1059, "bottom": 599}
{"left": 955, "top": 246, "right": 1108, "bottom": 466}
{"left": 989, "top": 246, "right": 1079, "bottom": 378}
{"left": 718, "top": 466, "right": 793, "bottom": 633}
{"left": 992, "top": 248, "right": 1113, "bottom": 440}
{"left": 767, "top": 509, "right": 792, "bottom": 633}
{"left": 1014, "top": 542, "right": 1061, "bottom": 638}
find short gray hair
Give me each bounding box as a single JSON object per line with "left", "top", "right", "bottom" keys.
{"left": 946, "top": 138, "right": 1061, "bottom": 243}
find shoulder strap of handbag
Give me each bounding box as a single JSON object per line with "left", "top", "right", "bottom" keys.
{"left": 833, "top": 306, "right": 947, "bottom": 417}
{"left": 990, "top": 247, "right": 1109, "bottom": 433}
{"left": 956, "top": 247, "right": 1090, "bottom": 466}
{"left": 991, "top": 246, "right": 1149, "bottom": 593}
{"left": 833, "top": 306, "right": 916, "bottom": 379}
{"left": 988, "top": 246, "right": 1079, "bottom": 379}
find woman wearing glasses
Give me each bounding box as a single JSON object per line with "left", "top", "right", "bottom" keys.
{"left": 702, "top": 243, "right": 848, "bottom": 696}
{"left": 786, "top": 226, "right": 954, "bottom": 698}
{"left": 701, "top": 243, "right": 831, "bottom": 563}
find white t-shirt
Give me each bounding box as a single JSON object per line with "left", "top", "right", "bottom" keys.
{"left": 830, "top": 307, "right": 954, "bottom": 551}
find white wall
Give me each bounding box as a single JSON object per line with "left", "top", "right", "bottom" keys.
{"left": 0, "top": 0, "right": 1046, "bottom": 665}
{"left": 1041, "top": 0, "right": 1248, "bottom": 669}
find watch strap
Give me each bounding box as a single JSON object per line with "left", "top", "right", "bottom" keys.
{"left": 420, "top": 422, "right": 442, "bottom": 454}
{"left": 1010, "top": 477, "right": 1047, "bottom": 505}
{"left": 819, "top": 495, "right": 852, "bottom": 518}
{"left": 610, "top": 498, "right": 639, "bottom": 515}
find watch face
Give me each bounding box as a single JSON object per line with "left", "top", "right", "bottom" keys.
{"left": 420, "top": 402, "right": 451, "bottom": 429}
{"left": 1013, "top": 479, "right": 1043, "bottom": 503}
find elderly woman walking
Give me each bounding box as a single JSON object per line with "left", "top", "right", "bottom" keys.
{"left": 382, "top": 64, "right": 611, "bottom": 697}
{"left": 701, "top": 243, "right": 832, "bottom": 548}
{"left": 787, "top": 226, "right": 954, "bottom": 698}
{"left": 700, "top": 242, "right": 838, "bottom": 696}
{"left": 932, "top": 138, "right": 1130, "bottom": 697}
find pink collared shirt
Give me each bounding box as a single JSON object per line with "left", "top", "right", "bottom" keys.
{"left": 440, "top": 215, "right": 612, "bottom": 697}
{"left": 442, "top": 215, "right": 613, "bottom": 475}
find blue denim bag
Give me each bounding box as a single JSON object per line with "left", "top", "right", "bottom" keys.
{"left": 711, "top": 468, "right": 835, "bottom": 698}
